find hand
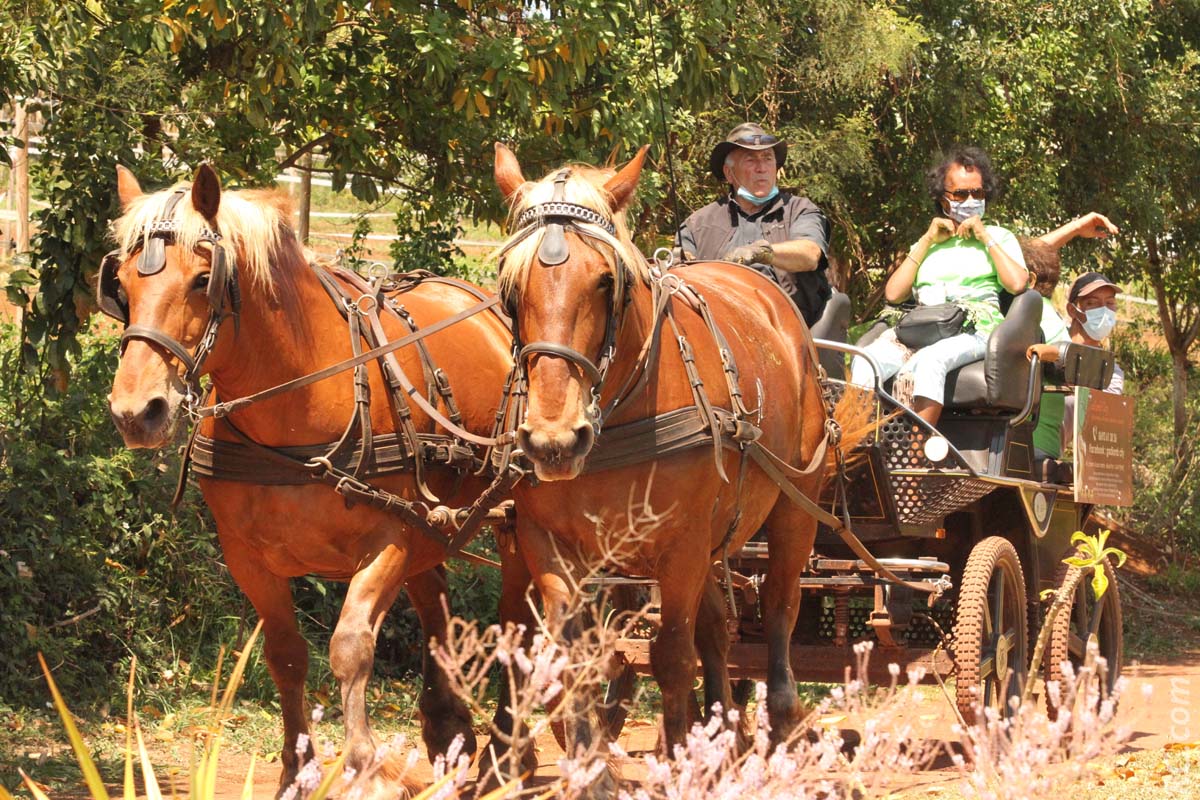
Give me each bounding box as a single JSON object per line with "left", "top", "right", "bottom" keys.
{"left": 670, "top": 246, "right": 696, "bottom": 264}
{"left": 1072, "top": 212, "right": 1119, "bottom": 240}
{"left": 955, "top": 216, "right": 987, "bottom": 241}
{"left": 722, "top": 239, "right": 775, "bottom": 266}
{"left": 924, "top": 217, "right": 956, "bottom": 244}
{"left": 1026, "top": 343, "right": 1062, "bottom": 363}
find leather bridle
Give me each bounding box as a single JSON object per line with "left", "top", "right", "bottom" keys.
{"left": 97, "top": 190, "right": 241, "bottom": 407}
{"left": 496, "top": 170, "right": 634, "bottom": 434}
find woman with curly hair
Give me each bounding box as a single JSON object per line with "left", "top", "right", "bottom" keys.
{"left": 850, "top": 146, "right": 1029, "bottom": 425}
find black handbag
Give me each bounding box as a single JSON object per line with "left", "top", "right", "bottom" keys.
{"left": 895, "top": 303, "right": 969, "bottom": 349}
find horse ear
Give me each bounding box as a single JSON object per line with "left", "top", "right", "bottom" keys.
{"left": 603, "top": 145, "right": 651, "bottom": 211}
{"left": 116, "top": 165, "right": 143, "bottom": 208}
{"left": 191, "top": 162, "right": 221, "bottom": 221}
{"left": 494, "top": 142, "right": 527, "bottom": 202}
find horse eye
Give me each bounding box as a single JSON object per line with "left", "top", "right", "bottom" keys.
{"left": 192, "top": 273, "right": 211, "bottom": 291}
{"left": 598, "top": 273, "right": 614, "bottom": 292}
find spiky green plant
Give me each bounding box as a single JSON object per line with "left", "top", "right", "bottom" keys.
{"left": 1024, "top": 529, "right": 1127, "bottom": 704}
{"left": 0, "top": 620, "right": 529, "bottom": 800}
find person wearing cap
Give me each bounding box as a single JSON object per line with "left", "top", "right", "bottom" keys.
{"left": 849, "top": 145, "right": 1029, "bottom": 426}
{"left": 673, "top": 122, "right": 832, "bottom": 327}
{"left": 1028, "top": 270, "right": 1125, "bottom": 462}
{"left": 1021, "top": 214, "right": 1121, "bottom": 465}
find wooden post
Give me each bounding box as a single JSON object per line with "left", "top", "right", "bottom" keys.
{"left": 13, "top": 101, "right": 29, "bottom": 253}
{"left": 297, "top": 151, "right": 312, "bottom": 245}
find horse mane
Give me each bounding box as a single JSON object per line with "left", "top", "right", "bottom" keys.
{"left": 111, "top": 182, "right": 306, "bottom": 299}
{"left": 494, "top": 164, "right": 648, "bottom": 298}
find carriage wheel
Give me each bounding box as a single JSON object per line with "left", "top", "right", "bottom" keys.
{"left": 1044, "top": 549, "right": 1123, "bottom": 719}
{"left": 952, "top": 536, "right": 1029, "bottom": 725}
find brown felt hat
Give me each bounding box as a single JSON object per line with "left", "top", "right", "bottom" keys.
{"left": 709, "top": 123, "right": 788, "bottom": 183}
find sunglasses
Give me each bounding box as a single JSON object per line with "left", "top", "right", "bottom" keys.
{"left": 734, "top": 134, "right": 779, "bottom": 147}
{"left": 944, "top": 187, "right": 987, "bottom": 201}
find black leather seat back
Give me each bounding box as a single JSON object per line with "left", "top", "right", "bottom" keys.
{"left": 810, "top": 289, "right": 851, "bottom": 378}
{"left": 944, "top": 289, "right": 1042, "bottom": 410}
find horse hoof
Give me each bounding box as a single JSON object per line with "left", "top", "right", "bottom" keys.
{"left": 419, "top": 705, "right": 477, "bottom": 762}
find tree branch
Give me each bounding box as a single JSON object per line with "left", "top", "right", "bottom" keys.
{"left": 278, "top": 133, "right": 333, "bottom": 171}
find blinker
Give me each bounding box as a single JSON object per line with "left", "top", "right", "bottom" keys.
{"left": 138, "top": 236, "right": 167, "bottom": 275}
{"left": 97, "top": 250, "right": 128, "bottom": 323}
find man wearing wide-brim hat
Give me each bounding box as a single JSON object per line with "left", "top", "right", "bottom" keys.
{"left": 674, "top": 122, "right": 832, "bottom": 327}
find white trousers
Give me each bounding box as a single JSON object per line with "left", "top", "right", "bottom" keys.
{"left": 850, "top": 328, "right": 989, "bottom": 404}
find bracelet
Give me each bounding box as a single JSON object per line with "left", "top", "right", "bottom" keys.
{"left": 982, "top": 237, "right": 996, "bottom": 248}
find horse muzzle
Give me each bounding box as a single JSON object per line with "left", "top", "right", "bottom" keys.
{"left": 108, "top": 391, "right": 183, "bottom": 449}
{"left": 516, "top": 420, "right": 596, "bottom": 481}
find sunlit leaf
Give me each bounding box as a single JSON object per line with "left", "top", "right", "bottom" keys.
{"left": 38, "top": 653, "right": 110, "bottom": 800}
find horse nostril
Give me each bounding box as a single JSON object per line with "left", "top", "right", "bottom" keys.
{"left": 140, "top": 396, "right": 169, "bottom": 429}
{"left": 572, "top": 422, "right": 595, "bottom": 457}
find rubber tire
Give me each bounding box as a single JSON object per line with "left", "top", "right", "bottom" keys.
{"left": 952, "top": 536, "right": 1029, "bottom": 726}
{"left": 1044, "top": 549, "right": 1123, "bottom": 719}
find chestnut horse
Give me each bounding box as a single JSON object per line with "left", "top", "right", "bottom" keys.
{"left": 104, "top": 165, "right": 519, "bottom": 793}
{"left": 492, "top": 144, "right": 834, "bottom": 760}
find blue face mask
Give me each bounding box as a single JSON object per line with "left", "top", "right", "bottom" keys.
{"left": 736, "top": 185, "right": 780, "bottom": 206}
{"left": 948, "top": 197, "right": 986, "bottom": 223}
{"left": 1076, "top": 305, "right": 1117, "bottom": 340}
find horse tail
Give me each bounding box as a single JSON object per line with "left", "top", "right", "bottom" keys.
{"left": 825, "top": 384, "right": 879, "bottom": 475}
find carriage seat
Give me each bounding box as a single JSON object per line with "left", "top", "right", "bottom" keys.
{"left": 809, "top": 289, "right": 851, "bottom": 379}
{"left": 943, "top": 289, "right": 1042, "bottom": 411}
{"left": 855, "top": 289, "right": 1043, "bottom": 413}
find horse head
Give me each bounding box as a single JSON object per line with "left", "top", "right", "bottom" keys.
{"left": 493, "top": 142, "right": 650, "bottom": 480}
{"left": 103, "top": 163, "right": 284, "bottom": 448}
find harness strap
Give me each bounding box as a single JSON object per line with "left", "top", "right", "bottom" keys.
{"left": 602, "top": 276, "right": 675, "bottom": 419}
{"left": 198, "top": 294, "right": 502, "bottom": 423}
{"left": 121, "top": 325, "right": 197, "bottom": 373}
{"left": 211, "top": 413, "right": 455, "bottom": 549}
{"left": 666, "top": 308, "right": 730, "bottom": 482}
{"left": 745, "top": 442, "right": 941, "bottom": 594}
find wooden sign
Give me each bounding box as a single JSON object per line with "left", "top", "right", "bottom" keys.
{"left": 1073, "top": 388, "right": 1134, "bottom": 506}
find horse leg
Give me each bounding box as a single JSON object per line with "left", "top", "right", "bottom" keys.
{"left": 220, "top": 535, "right": 311, "bottom": 794}
{"left": 650, "top": 552, "right": 708, "bottom": 752}
{"left": 760, "top": 502, "right": 819, "bottom": 745}
{"left": 329, "top": 542, "right": 413, "bottom": 779}
{"left": 695, "top": 574, "right": 735, "bottom": 725}
{"left": 404, "top": 566, "right": 476, "bottom": 762}
{"left": 516, "top": 522, "right": 616, "bottom": 796}
{"left": 479, "top": 533, "right": 539, "bottom": 786}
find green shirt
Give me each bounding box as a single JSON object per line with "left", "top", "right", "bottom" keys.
{"left": 912, "top": 225, "right": 1026, "bottom": 334}
{"left": 1033, "top": 297, "right": 1070, "bottom": 458}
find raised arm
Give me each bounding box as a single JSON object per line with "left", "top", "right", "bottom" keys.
{"left": 1036, "top": 212, "right": 1119, "bottom": 251}
{"left": 886, "top": 217, "right": 956, "bottom": 303}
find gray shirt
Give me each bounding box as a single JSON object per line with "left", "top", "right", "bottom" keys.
{"left": 675, "top": 192, "right": 832, "bottom": 326}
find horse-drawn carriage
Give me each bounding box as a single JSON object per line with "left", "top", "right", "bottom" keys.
{"left": 99, "top": 149, "right": 1130, "bottom": 794}
{"left": 609, "top": 285, "right": 1128, "bottom": 725}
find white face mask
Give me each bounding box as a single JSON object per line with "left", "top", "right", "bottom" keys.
{"left": 1075, "top": 305, "right": 1117, "bottom": 340}
{"left": 948, "top": 197, "right": 986, "bottom": 223}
